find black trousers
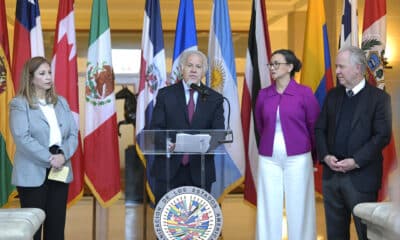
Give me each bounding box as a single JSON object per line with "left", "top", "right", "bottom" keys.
{"left": 153, "top": 163, "right": 212, "bottom": 204}
{"left": 322, "top": 173, "right": 377, "bottom": 240}
{"left": 17, "top": 176, "right": 69, "bottom": 240}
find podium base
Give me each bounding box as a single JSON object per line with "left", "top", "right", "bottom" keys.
{"left": 153, "top": 186, "right": 223, "bottom": 240}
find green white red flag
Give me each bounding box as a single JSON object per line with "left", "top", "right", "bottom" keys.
{"left": 84, "top": 0, "right": 121, "bottom": 207}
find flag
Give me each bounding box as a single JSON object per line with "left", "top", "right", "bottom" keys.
{"left": 362, "top": 0, "right": 386, "bottom": 88}
{"left": 52, "top": 0, "right": 84, "bottom": 207}
{"left": 362, "top": 0, "right": 397, "bottom": 201}
{"left": 12, "top": 0, "right": 44, "bottom": 90}
{"left": 169, "top": 0, "right": 197, "bottom": 84}
{"left": 84, "top": 0, "right": 121, "bottom": 207}
{"left": 339, "top": 0, "right": 352, "bottom": 48}
{"left": 136, "top": 0, "right": 167, "bottom": 204}
{"left": 300, "top": 0, "right": 334, "bottom": 194}
{"left": 0, "top": 0, "right": 17, "bottom": 207}
{"left": 207, "top": 0, "right": 245, "bottom": 202}
{"left": 241, "top": 0, "right": 272, "bottom": 206}
{"left": 339, "top": 0, "right": 358, "bottom": 49}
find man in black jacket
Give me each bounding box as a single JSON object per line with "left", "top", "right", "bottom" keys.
{"left": 315, "top": 46, "right": 392, "bottom": 240}
{"left": 150, "top": 50, "right": 224, "bottom": 203}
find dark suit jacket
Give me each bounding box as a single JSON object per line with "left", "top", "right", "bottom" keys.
{"left": 150, "top": 81, "right": 225, "bottom": 187}
{"left": 315, "top": 82, "right": 392, "bottom": 192}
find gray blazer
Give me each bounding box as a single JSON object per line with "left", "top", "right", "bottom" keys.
{"left": 9, "top": 96, "right": 78, "bottom": 186}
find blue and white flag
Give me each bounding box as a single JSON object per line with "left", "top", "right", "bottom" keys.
{"left": 339, "top": 0, "right": 358, "bottom": 48}
{"left": 207, "top": 0, "right": 245, "bottom": 201}
{"left": 169, "top": 0, "right": 197, "bottom": 84}
{"left": 136, "top": 0, "right": 167, "bottom": 204}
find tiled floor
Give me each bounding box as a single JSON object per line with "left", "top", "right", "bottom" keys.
{"left": 8, "top": 194, "right": 357, "bottom": 239}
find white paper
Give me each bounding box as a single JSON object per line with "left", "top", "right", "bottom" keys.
{"left": 48, "top": 166, "right": 69, "bottom": 182}
{"left": 174, "top": 133, "right": 211, "bottom": 153}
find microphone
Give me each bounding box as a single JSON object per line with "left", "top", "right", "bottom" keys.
{"left": 191, "top": 83, "right": 233, "bottom": 143}
{"left": 190, "top": 83, "right": 210, "bottom": 96}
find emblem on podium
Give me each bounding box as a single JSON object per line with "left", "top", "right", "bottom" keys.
{"left": 153, "top": 186, "right": 223, "bottom": 240}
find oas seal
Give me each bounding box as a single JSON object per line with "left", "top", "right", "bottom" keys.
{"left": 154, "top": 186, "right": 223, "bottom": 240}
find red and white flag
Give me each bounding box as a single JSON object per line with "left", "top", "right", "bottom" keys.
{"left": 11, "top": 0, "right": 44, "bottom": 90}
{"left": 362, "top": 0, "right": 397, "bottom": 201}
{"left": 241, "top": 0, "right": 272, "bottom": 206}
{"left": 52, "top": 0, "right": 84, "bottom": 207}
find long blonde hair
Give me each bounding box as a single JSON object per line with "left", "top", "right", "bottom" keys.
{"left": 17, "top": 56, "right": 58, "bottom": 108}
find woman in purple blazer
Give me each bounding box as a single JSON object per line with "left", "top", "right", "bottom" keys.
{"left": 255, "top": 49, "right": 320, "bottom": 240}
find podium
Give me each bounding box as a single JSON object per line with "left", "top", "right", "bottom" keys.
{"left": 137, "top": 129, "right": 230, "bottom": 240}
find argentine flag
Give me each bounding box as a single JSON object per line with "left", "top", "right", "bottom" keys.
{"left": 207, "top": 0, "right": 245, "bottom": 201}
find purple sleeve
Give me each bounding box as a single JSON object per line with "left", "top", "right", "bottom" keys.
{"left": 254, "top": 90, "right": 264, "bottom": 134}
{"left": 303, "top": 87, "right": 321, "bottom": 152}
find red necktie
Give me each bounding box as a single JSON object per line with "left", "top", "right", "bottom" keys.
{"left": 182, "top": 89, "right": 195, "bottom": 165}
{"left": 188, "top": 89, "right": 195, "bottom": 122}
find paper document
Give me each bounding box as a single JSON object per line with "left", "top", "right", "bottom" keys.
{"left": 48, "top": 166, "right": 69, "bottom": 182}
{"left": 174, "top": 133, "right": 211, "bottom": 153}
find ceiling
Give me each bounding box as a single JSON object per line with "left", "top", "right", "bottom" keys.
{"left": 5, "top": 0, "right": 307, "bottom": 32}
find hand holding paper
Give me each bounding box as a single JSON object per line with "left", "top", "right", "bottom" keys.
{"left": 48, "top": 166, "right": 69, "bottom": 182}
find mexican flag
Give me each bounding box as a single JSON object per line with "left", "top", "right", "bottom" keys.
{"left": 84, "top": 0, "right": 121, "bottom": 207}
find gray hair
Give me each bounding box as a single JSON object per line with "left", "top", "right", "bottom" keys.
{"left": 338, "top": 45, "right": 367, "bottom": 75}
{"left": 179, "top": 50, "right": 208, "bottom": 74}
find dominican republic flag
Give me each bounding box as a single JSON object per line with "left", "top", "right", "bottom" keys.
{"left": 362, "top": 0, "right": 397, "bottom": 201}
{"left": 84, "top": 0, "right": 121, "bottom": 207}
{"left": 12, "top": 0, "right": 44, "bottom": 90}
{"left": 169, "top": 0, "right": 197, "bottom": 84}
{"left": 241, "top": 0, "right": 272, "bottom": 206}
{"left": 136, "top": 0, "right": 167, "bottom": 204}
{"left": 339, "top": 0, "right": 358, "bottom": 48}
{"left": 0, "top": 0, "right": 17, "bottom": 207}
{"left": 207, "top": 0, "right": 245, "bottom": 202}
{"left": 52, "top": 0, "right": 84, "bottom": 207}
{"left": 301, "top": 0, "right": 334, "bottom": 195}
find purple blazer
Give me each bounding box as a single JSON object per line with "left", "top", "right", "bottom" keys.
{"left": 255, "top": 79, "right": 320, "bottom": 157}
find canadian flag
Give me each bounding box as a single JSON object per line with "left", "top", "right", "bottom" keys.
{"left": 52, "top": 0, "right": 84, "bottom": 206}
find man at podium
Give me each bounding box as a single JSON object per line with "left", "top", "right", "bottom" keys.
{"left": 150, "top": 50, "right": 225, "bottom": 203}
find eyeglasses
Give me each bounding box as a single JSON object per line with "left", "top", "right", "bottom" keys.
{"left": 266, "top": 62, "right": 289, "bottom": 69}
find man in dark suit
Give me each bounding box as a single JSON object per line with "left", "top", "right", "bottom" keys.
{"left": 315, "top": 46, "right": 392, "bottom": 240}
{"left": 150, "top": 50, "right": 225, "bottom": 203}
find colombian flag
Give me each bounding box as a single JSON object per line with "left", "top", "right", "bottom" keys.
{"left": 301, "top": 0, "right": 334, "bottom": 194}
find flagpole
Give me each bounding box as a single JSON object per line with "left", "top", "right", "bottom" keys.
{"left": 92, "top": 197, "right": 109, "bottom": 240}
{"left": 351, "top": 0, "right": 358, "bottom": 46}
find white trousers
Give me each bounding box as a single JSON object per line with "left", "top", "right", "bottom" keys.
{"left": 256, "top": 145, "right": 316, "bottom": 239}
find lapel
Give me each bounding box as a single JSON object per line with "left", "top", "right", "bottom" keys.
{"left": 31, "top": 104, "right": 48, "bottom": 124}
{"left": 33, "top": 98, "right": 63, "bottom": 128}
{"left": 351, "top": 84, "right": 369, "bottom": 129}
{"left": 192, "top": 89, "right": 206, "bottom": 125}
{"left": 176, "top": 82, "right": 191, "bottom": 124}
{"left": 334, "top": 87, "right": 345, "bottom": 127}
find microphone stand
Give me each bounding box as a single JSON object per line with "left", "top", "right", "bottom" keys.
{"left": 190, "top": 83, "right": 233, "bottom": 143}
{"left": 219, "top": 95, "right": 233, "bottom": 144}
